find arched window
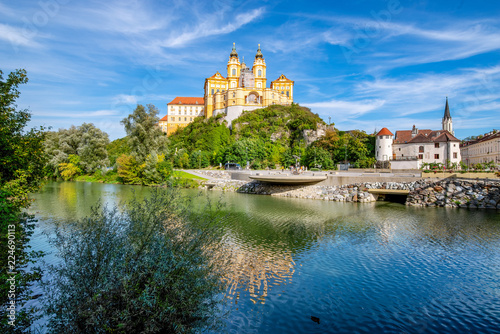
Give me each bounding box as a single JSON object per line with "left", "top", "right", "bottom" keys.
{"left": 257, "top": 82, "right": 261, "bottom": 88}
{"left": 232, "top": 68, "right": 236, "bottom": 76}
{"left": 419, "top": 146, "right": 424, "bottom": 153}
{"left": 258, "top": 69, "right": 262, "bottom": 77}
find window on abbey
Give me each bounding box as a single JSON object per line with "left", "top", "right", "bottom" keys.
{"left": 211, "top": 89, "right": 214, "bottom": 95}
{"left": 258, "top": 70, "right": 262, "bottom": 77}
{"left": 419, "top": 146, "right": 424, "bottom": 153}
{"left": 232, "top": 69, "right": 236, "bottom": 76}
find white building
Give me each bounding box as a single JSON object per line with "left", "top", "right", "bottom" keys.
{"left": 375, "top": 127, "right": 394, "bottom": 162}
{"left": 376, "top": 98, "right": 462, "bottom": 169}
{"left": 460, "top": 131, "right": 500, "bottom": 168}
{"left": 159, "top": 97, "right": 205, "bottom": 135}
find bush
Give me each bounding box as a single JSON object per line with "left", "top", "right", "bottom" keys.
{"left": 43, "top": 188, "right": 227, "bottom": 333}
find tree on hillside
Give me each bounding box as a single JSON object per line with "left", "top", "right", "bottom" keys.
{"left": 168, "top": 115, "right": 231, "bottom": 164}
{"left": 106, "top": 137, "right": 131, "bottom": 166}
{"left": 121, "top": 104, "right": 167, "bottom": 164}
{"left": 302, "top": 146, "right": 334, "bottom": 169}
{"left": 0, "top": 69, "right": 47, "bottom": 331}
{"left": 313, "top": 129, "right": 375, "bottom": 167}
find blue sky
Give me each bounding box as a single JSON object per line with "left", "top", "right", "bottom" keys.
{"left": 2, "top": 0, "right": 500, "bottom": 140}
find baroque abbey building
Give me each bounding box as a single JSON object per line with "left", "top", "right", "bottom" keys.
{"left": 160, "top": 44, "right": 294, "bottom": 135}
{"left": 204, "top": 43, "right": 294, "bottom": 124}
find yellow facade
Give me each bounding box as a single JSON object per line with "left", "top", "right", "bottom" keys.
{"left": 204, "top": 44, "right": 294, "bottom": 119}
{"left": 161, "top": 97, "right": 205, "bottom": 136}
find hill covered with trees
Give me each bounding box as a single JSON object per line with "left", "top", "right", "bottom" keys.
{"left": 168, "top": 103, "right": 376, "bottom": 169}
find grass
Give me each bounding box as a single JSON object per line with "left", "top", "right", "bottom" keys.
{"left": 74, "top": 172, "right": 121, "bottom": 184}
{"left": 172, "top": 170, "right": 208, "bottom": 181}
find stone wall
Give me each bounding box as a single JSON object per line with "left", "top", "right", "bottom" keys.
{"left": 406, "top": 179, "right": 500, "bottom": 209}
{"left": 199, "top": 177, "right": 500, "bottom": 210}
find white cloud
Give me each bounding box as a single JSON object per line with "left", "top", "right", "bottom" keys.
{"left": 160, "top": 8, "right": 265, "bottom": 48}
{"left": 35, "top": 109, "right": 119, "bottom": 118}
{"left": 303, "top": 99, "right": 385, "bottom": 118}
{"left": 0, "top": 23, "right": 42, "bottom": 48}
{"left": 113, "top": 94, "right": 138, "bottom": 105}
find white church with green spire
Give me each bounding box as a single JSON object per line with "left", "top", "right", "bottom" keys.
{"left": 376, "top": 97, "right": 462, "bottom": 169}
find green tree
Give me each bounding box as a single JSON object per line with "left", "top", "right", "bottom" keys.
{"left": 116, "top": 154, "right": 142, "bottom": 184}
{"left": 44, "top": 123, "right": 110, "bottom": 176}
{"left": 142, "top": 153, "right": 173, "bottom": 185}
{"left": 76, "top": 123, "right": 110, "bottom": 173}
{"left": 0, "top": 69, "right": 46, "bottom": 331}
{"left": 107, "top": 137, "right": 131, "bottom": 166}
{"left": 189, "top": 151, "right": 210, "bottom": 169}
{"left": 121, "top": 104, "right": 167, "bottom": 164}
{"left": 58, "top": 154, "right": 82, "bottom": 180}
{"left": 302, "top": 146, "right": 334, "bottom": 169}
{"left": 43, "top": 189, "right": 227, "bottom": 333}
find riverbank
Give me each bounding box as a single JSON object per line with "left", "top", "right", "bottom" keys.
{"left": 194, "top": 170, "right": 500, "bottom": 210}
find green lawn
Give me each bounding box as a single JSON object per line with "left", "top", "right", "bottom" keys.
{"left": 172, "top": 170, "right": 208, "bottom": 180}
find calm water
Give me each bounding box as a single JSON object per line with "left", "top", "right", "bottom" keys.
{"left": 28, "top": 181, "right": 500, "bottom": 333}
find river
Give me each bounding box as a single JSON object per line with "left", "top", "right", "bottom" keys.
{"left": 28, "top": 181, "right": 500, "bottom": 333}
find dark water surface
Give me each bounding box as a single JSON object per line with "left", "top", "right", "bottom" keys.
{"left": 28, "top": 181, "right": 500, "bottom": 333}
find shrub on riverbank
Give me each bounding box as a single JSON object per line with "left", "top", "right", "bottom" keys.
{"left": 43, "top": 188, "right": 228, "bottom": 333}
{"left": 0, "top": 69, "right": 46, "bottom": 331}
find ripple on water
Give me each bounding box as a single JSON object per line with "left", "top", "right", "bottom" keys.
{"left": 27, "top": 183, "right": 500, "bottom": 334}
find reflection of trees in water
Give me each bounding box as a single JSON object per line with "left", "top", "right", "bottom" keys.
{"left": 220, "top": 234, "right": 295, "bottom": 305}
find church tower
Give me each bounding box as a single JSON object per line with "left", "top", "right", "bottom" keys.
{"left": 226, "top": 43, "right": 241, "bottom": 89}
{"left": 252, "top": 44, "right": 267, "bottom": 89}
{"left": 442, "top": 97, "right": 453, "bottom": 135}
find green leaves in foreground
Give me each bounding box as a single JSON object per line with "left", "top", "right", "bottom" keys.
{"left": 43, "top": 188, "right": 227, "bottom": 333}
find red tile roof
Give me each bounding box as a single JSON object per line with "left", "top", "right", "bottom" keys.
{"left": 407, "top": 133, "right": 432, "bottom": 143}
{"left": 167, "top": 97, "right": 204, "bottom": 105}
{"left": 159, "top": 115, "right": 169, "bottom": 121}
{"left": 376, "top": 127, "right": 393, "bottom": 136}
{"left": 461, "top": 131, "right": 500, "bottom": 147}
{"left": 395, "top": 129, "right": 460, "bottom": 144}
{"left": 394, "top": 130, "right": 432, "bottom": 143}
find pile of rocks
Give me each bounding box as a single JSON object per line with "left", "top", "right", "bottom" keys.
{"left": 199, "top": 180, "right": 247, "bottom": 192}
{"left": 236, "top": 182, "right": 377, "bottom": 202}
{"left": 199, "top": 177, "right": 500, "bottom": 210}
{"left": 192, "top": 170, "right": 231, "bottom": 180}
{"left": 407, "top": 179, "right": 500, "bottom": 209}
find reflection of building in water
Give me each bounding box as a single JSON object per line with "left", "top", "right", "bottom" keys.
{"left": 221, "top": 235, "right": 295, "bottom": 305}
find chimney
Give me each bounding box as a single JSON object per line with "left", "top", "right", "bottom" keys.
{"left": 411, "top": 125, "right": 418, "bottom": 137}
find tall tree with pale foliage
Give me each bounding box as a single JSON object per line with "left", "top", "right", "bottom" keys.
{"left": 121, "top": 104, "right": 167, "bottom": 164}
{"left": 44, "top": 123, "right": 110, "bottom": 176}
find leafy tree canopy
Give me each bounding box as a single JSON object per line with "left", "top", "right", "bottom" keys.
{"left": 121, "top": 104, "right": 167, "bottom": 164}
{"left": 0, "top": 69, "right": 46, "bottom": 331}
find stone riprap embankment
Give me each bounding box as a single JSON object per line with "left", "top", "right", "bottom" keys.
{"left": 406, "top": 179, "right": 500, "bottom": 209}
{"left": 237, "top": 182, "right": 377, "bottom": 202}
{"left": 190, "top": 170, "right": 231, "bottom": 180}
{"left": 199, "top": 176, "right": 500, "bottom": 209}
